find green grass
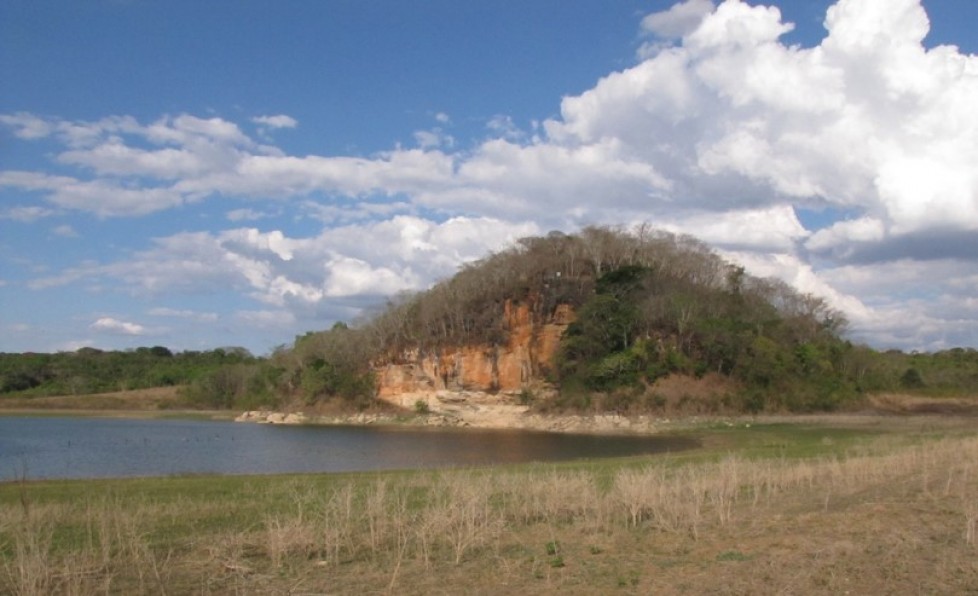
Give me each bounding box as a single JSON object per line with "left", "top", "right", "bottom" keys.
{"left": 0, "top": 419, "right": 937, "bottom": 553}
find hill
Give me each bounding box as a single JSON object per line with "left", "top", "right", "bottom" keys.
{"left": 189, "top": 226, "right": 866, "bottom": 413}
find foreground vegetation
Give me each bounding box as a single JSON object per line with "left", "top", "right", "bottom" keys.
{"left": 3, "top": 419, "right": 978, "bottom": 594}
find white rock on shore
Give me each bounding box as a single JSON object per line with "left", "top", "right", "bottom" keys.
{"left": 235, "top": 410, "right": 308, "bottom": 425}
{"left": 233, "top": 402, "right": 694, "bottom": 435}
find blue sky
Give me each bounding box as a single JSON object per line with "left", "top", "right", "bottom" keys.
{"left": 2, "top": 0, "right": 978, "bottom": 355}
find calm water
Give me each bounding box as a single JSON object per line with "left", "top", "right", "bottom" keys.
{"left": 0, "top": 416, "right": 697, "bottom": 481}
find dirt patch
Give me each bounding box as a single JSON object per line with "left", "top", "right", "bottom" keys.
{"left": 868, "top": 392, "right": 978, "bottom": 416}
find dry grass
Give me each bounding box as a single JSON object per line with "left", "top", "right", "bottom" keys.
{"left": 644, "top": 373, "right": 740, "bottom": 413}
{"left": 3, "top": 428, "right": 978, "bottom": 593}
{"left": 868, "top": 392, "right": 978, "bottom": 415}
{"left": 0, "top": 387, "right": 185, "bottom": 412}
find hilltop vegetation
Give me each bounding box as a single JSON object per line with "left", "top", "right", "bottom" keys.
{"left": 4, "top": 226, "right": 978, "bottom": 413}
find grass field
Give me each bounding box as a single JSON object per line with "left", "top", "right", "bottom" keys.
{"left": 2, "top": 417, "right": 977, "bottom": 594}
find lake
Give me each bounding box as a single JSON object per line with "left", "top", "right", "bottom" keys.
{"left": 0, "top": 416, "right": 697, "bottom": 481}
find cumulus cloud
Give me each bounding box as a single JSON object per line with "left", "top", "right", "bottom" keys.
{"left": 90, "top": 317, "right": 147, "bottom": 335}
{"left": 641, "top": 0, "right": 715, "bottom": 39}
{"left": 30, "top": 217, "right": 539, "bottom": 323}
{"left": 548, "top": 0, "right": 978, "bottom": 244}
{"left": 657, "top": 205, "right": 808, "bottom": 253}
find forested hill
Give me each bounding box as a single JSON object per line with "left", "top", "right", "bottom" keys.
{"left": 4, "top": 227, "right": 978, "bottom": 413}
{"left": 365, "top": 225, "right": 855, "bottom": 411}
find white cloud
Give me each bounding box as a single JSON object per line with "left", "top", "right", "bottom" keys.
{"left": 0, "top": 170, "right": 183, "bottom": 217}
{"left": 57, "top": 340, "right": 96, "bottom": 352}
{"left": 145, "top": 114, "right": 255, "bottom": 148}
{"left": 53, "top": 180, "right": 185, "bottom": 217}
{"left": 0, "top": 204, "right": 57, "bottom": 221}
{"left": 227, "top": 208, "right": 271, "bottom": 222}
{"left": 58, "top": 141, "right": 208, "bottom": 179}
{"left": 805, "top": 216, "right": 885, "bottom": 256}
{"left": 30, "top": 217, "right": 539, "bottom": 322}
{"left": 251, "top": 114, "right": 298, "bottom": 129}
{"left": 547, "top": 0, "right": 978, "bottom": 242}
{"left": 300, "top": 199, "right": 413, "bottom": 225}
{"left": 723, "top": 249, "right": 871, "bottom": 321}
{"left": 657, "top": 205, "right": 808, "bottom": 252}
{"left": 323, "top": 255, "right": 413, "bottom": 298}
{"left": 641, "top": 0, "right": 715, "bottom": 39}
{"left": 485, "top": 115, "right": 525, "bottom": 141}
{"left": 90, "top": 317, "right": 147, "bottom": 336}
{"left": 0, "top": 112, "right": 56, "bottom": 139}
{"left": 413, "top": 128, "right": 454, "bottom": 149}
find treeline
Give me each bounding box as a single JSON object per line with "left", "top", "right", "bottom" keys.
{"left": 0, "top": 347, "right": 255, "bottom": 398}
{"left": 853, "top": 347, "right": 978, "bottom": 397}
{"left": 178, "top": 323, "right": 378, "bottom": 411}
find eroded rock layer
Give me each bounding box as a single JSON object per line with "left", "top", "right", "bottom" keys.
{"left": 374, "top": 301, "right": 573, "bottom": 405}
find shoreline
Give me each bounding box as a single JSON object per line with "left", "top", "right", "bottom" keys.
{"left": 0, "top": 404, "right": 716, "bottom": 435}
{"left": 0, "top": 407, "right": 236, "bottom": 421}
{"left": 3, "top": 387, "right": 977, "bottom": 436}
{"left": 234, "top": 407, "right": 706, "bottom": 435}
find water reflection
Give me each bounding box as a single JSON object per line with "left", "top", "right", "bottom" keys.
{"left": 0, "top": 416, "right": 697, "bottom": 481}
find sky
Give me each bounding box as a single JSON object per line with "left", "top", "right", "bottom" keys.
{"left": 2, "top": 0, "right": 977, "bottom": 355}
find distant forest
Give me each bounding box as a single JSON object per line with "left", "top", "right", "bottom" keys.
{"left": 0, "top": 347, "right": 256, "bottom": 401}
{"left": 4, "top": 227, "right": 978, "bottom": 413}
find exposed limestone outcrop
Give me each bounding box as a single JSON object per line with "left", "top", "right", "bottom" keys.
{"left": 236, "top": 301, "right": 600, "bottom": 432}
{"left": 373, "top": 301, "right": 573, "bottom": 408}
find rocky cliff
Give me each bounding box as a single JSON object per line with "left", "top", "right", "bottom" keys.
{"left": 374, "top": 301, "right": 573, "bottom": 407}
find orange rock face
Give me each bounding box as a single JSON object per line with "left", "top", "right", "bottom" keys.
{"left": 374, "top": 301, "right": 573, "bottom": 399}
